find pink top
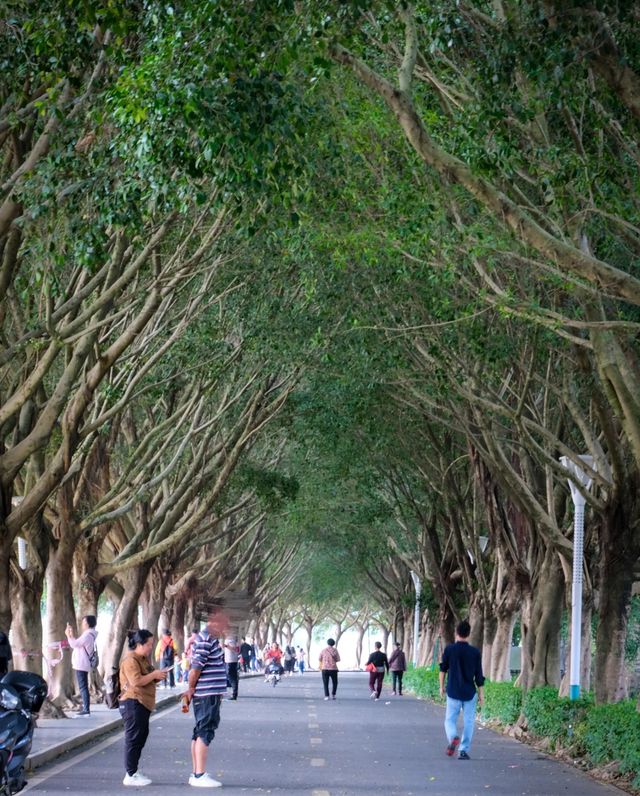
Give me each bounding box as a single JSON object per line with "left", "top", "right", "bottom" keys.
{"left": 68, "top": 629, "right": 97, "bottom": 672}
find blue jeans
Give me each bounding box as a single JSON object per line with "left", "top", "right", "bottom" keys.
{"left": 445, "top": 694, "right": 477, "bottom": 753}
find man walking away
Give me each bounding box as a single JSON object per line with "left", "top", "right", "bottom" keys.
{"left": 388, "top": 642, "right": 407, "bottom": 695}
{"left": 185, "top": 609, "right": 230, "bottom": 788}
{"left": 240, "top": 638, "right": 252, "bottom": 673}
{"left": 439, "top": 620, "right": 485, "bottom": 760}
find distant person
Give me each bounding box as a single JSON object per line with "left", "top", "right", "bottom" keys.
{"left": 263, "top": 642, "right": 283, "bottom": 680}
{"left": 119, "top": 629, "right": 168, "bottom": 787}
{"left": 184, "top": 608, "right": 230, "bottom": 788}
{"left": 439, "top": 619, "right": 485, "bottom": 760}
{"left": 155, "top": 629, "right": 178, "bottom": 688}
{"left": 0, "top": 631, "right": 12, "bottom": 677}
{"left": 297, "top": 647, "right": 305, "bottom": 675}
{"left": 250, "top": 640, "right": 259, "bottom": 671}
{"left": 224, "top": 636, "right": 240, "bottom": 700}
{"left": 240, "top": 638, "right": 252, "bottom": 673}
{"left": 185, "top": 628, "right": 200, "bottom": 659}
{"left": 389, "top": 642, "right": 407, "bottom": 696}
{"left": 365, "top": 642, "right": 389, "bottom": 700}
{"left": 65, "top": 614, "right": 98, "bottom": 716}
{"left": 283, "top": 644, "right": 296, "bottom": 676}
{"left": 319, "top": 638, "right": 340, "bottom": 700}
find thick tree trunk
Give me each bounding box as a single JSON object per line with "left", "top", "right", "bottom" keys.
{"left": 491, "top": 611, "right": 516, "bottom": 681}
{"left": 100, "top": 564, "right": 151, "bottom": 681}
{"left": 468, "top": 594, "right": 485, "bottom": 651}
{"left": 46, "top": 537, "right": 77, "bottom": 705}
{"left": 521, "top": 548, "right": 563, "bottom": 689}
{"left": 0, "top": 529, "right": 12, "bottom": 631}
{"left": 481, "top": 609, "right": 497, "bottom": 679}
{"left": 171, "top": 593, "right": 187, "bottom": 653}
{"left": 10, "top": 571, "right": 44, "bottom": 676}
{"left": 594, "top": 503, "right": 637, "bottom": 703}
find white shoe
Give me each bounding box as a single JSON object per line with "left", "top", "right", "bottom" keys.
{"left": 370, "top": 692, "right": 376, "bottom": 699}
{"left": 189, "top": 773, "right": 222, "bottom": 788}
{"left": 324, "top": 696, "right": 329, "bottom": 701}
{"left": 123, "top": 772, "right": 152, "bottom": 786}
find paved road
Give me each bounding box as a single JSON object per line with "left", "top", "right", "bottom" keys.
{"left": 22, "top": 672, "right": 621, "bottom": 795}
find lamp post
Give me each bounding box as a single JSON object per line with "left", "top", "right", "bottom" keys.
{"left": 559, "top": 454, "right": 594, "bottom": 700}
{"left": 11, "top": 496, "right": 27, "bottom": 570}
{"left": 410, "top": 570, "right": 421, "bottom": 667}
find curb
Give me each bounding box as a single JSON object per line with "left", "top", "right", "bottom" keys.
{"left": 26, "top": 692, "right": 182, "bottom": 772}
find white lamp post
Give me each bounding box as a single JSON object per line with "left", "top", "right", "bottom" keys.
{"left": 559, "top": 454, "right": 594, "bottom": 700}
{"left": 410, "top": 570, "right": 421, "bottom": 667}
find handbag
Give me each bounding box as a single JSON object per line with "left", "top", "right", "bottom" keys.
{"left": 365, "top": 662, "right": 376, "bottom": 673}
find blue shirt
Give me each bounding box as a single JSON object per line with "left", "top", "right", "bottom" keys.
{"left": 440, "top": 640, "right": 485, "bottom": 701}
{"left": 190, "top": 630, "right": 227, "bottom": 697}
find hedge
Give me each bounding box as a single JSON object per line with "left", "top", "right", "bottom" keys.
{"left": 403, "top": 666, "right": 640, "bottom": 790}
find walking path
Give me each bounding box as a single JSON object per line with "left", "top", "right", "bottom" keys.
{"left": 23, "top": 672, "right": 623, "bottom": 795}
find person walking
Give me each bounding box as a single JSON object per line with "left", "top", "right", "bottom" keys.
{"left": 439, "top": 619, "right": 485, "bottom": 760}
{"left": 119, "top": 629, "right": 168, "bottom": 787}
{"left": 319, "top": 638, "right": 340, "bottom": 701}
{"left": 365, "top": 641, "right": 389, "bottom": 700}
{"left": 184, "top": 608, "right": 230, "bottom": 788}
{"left": 283, "top": 643, "right": 296, "bottom": 676}
{"left": 155, "top": 629, "right": 178, "bottom": 688}
{"left": 65, "top": 614, "right": 98, "bottom": 717}
{"left": 240, "top": 638, "right": 252, "bottom": 673}
{"left": 389, "top": 642, "right": 407, "bottom": 696}
{"left": 0, "top": 631, "right": 12, "bottom": 677}
{"left": 297, "top": 647, "right": 305, "bottom": 675}
{"left": 224, "top": 635, "right": 240, "bottom": 701}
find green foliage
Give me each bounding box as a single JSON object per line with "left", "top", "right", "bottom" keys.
{"left": 523, "top": 687, "right": 592, "bottom": 746}
{"left": 403, "top": 667, "right": 442, "bottom": 702}
{"left": 483, "top": 681, "right": 522, "bottom": 725}
{"left": 576, "top": 702, "right": 640, "bottom": 787}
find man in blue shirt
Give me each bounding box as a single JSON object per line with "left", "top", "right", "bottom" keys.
{"left": 439, "top": 620, "right": 485, "bottom": 760}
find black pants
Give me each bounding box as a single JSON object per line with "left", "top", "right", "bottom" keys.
{"left": 75, "top": 669, "right": 90, "bottom": 713}
{"left": 322, "top": 670, "right": 338, "bottom": 697}
{"left": 392, "top": 671, "right": 404, "bottom": 694}
{"left": 226, "top": 662, "right": 238, "bottom": 699}
{"left": 120, "top": 699, "right": 151, "bottom": 776}
{"left": 165, "top": 667, "right": 175, "bottom": 688}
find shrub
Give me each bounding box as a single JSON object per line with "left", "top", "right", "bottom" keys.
{"left": 576, "top": 701, "right": 640, "bottom": 788}
{"left": 523, "top": 686, "right": 591, "bottom": 747}
{"left": 403, "top": 667, "right": 442, "bottom": 702}
{"left": 483, "top": 680, "right": 522, "bottom": 724}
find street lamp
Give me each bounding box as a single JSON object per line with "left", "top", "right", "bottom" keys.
{"left": 559, "top": 454, "right": 595, "bottom": 700}
{"left": 410, "top": 570, "right": 421, "bottom": 667}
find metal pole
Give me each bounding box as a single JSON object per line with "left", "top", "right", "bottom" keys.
{"left": 569, "top": 494, "right": 585, "bottom": 700}
{"left": 410, "top": 571, "right": 421, "bottom": 667}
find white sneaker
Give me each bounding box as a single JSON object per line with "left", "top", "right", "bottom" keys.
{"left": 189, "top": 773, "right": 222, "bottom": 788}
{"left": 123, "top": 771, "right": 152, "bottom": 786}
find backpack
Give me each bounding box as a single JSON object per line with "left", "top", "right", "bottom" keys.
{"left": 161, "top": 642, "right": 175, "bottom": 667}
{"left": 104, "top": 668, "right": 120, "bottom": 709}
{"left": 88, "top": 637, "right": 99, "bottom": 670}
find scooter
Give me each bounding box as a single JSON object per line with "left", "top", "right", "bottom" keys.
{"left": 0, "top": 725, "right": 16, "bottom": 796}
{"left": 0, "top": 671, "right": 48, "bottom": 793}
{"left": 264, "top": 662, "right": 281, "bottom": 688}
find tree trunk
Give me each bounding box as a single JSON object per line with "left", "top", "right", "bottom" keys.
{"left": 355, "top": 625, "right": 366, "bottom": 667}
{"left": 10, "top": 570, "right": 44, "bottom": 676}
{"left": 100, "top": 564, "right": 152, "bottom": 680}
{"left": 46, "top": 537, "right": 77, "bottom": 705}
{"left": 0, "top": 528, "right": 12, "bottom": 631}
{"left": 491, "top": 611, "right": 516, "bottom": 681}
{"left": 521, "top": 548, "right": 563, "bottom": 689}
{"left": 594, "top": 503, "right": 638, "bottom": 703}
{"left": 171, "top": 593, "right": 187, "bottom": 653}
{"left": 481, "top": 609, "right": 497, "bottom": 679}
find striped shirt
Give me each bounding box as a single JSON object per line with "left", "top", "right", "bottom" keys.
{"left": 190, "top": 630, "right": 227, "bottom": 696}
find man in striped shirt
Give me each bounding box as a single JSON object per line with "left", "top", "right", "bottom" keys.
{"left": 185, "top": 608, "right": 230, "bottom": 788}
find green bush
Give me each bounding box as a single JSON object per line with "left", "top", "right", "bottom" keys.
{"left": 523, "top": 686, "right": 592, "bottom": 746}
{"left": 403, "top": 667, "right": 442, "bottom": 702}
{"left": 483, "top": 680, "right": 522, "bottom": 724}
{"left": 576, "top": 701, "right": 640, "bottom": 788}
